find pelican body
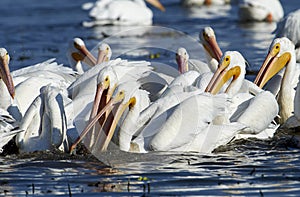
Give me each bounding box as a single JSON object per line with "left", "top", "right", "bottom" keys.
{"left": 82, "top": 0, "right": 165, "bottom": 26}
{"left": 238, "top": 0, "right": 284, "bottom": 22}
{"left": 254, "top": 37, "right": 300, "bottom": 125}
{"left": 205, "top": 51, "right": 279, "bottom": 137}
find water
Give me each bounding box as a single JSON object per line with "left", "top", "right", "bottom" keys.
{"left": 1, "top": 0, "right": 300, "bottom": 196}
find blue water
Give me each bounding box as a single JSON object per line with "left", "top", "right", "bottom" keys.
{"left": 1, "top": 0, "right": 300, "bottom": 196}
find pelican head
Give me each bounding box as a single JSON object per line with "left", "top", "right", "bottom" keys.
{"left": 146, "top": 0, "right": 165, "bottom": 12}
{"left": 199, "top": 26, "right": 223, "bottom": 63}
{"left": 205, "top": 51, "right": 246, "bottom": 95}
{"left": 254, "top": 37, "right": 294, "bottom": 88}
{"left": 176, "top": 47, "right": 189, "bottom": 74}
{"left": 68, "top": 37, "right": 97, "bottom": 67}
{"left": 97, "top": 43, "right": 112, "bottom": 64}
{"left": 0, "top": 48, "right": 15, "bottom": 98}
{"left": 70, "top": 81, "right": 141, "bottom": 153}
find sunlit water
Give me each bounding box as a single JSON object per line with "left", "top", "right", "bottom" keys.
{"left": 1, "top": 0, "right": 300, "bottom": 196}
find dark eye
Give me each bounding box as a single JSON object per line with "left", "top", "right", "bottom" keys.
{"left": 225, "top": 57, "right": 229, "bottom": 61}
{"left": 276, "top": 45, "right": 279, "bottom": 49}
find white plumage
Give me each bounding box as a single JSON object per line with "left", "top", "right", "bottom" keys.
{"left": 206, "top": 51, "right": 279, "bottom": 138}
{"left": 82, "top": 0, "right": 165, "bottom": 27}
{"left": 15, "top": 85, "right": 71, "bottom": 153}
{"left": 238, "top": 0, "right": 284, "bottom": 22}
{"left": 255, "top": 37, "right": 300, "bottom": 127}
{"left": 275, "top": 9, "right": 300, "bottom": 62}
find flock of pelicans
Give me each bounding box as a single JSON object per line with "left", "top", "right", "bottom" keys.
{"left": 0, "top": 0, "right": 300, "bottom": 155}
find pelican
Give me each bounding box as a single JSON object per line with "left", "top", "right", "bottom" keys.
{"left": 238, "top": 0, "right": 284, "bottom": 22}
{"left": 0, "top": 48, "right": 15, "bottom": 112}
{"left": 15, "top": 85, "right": 71, "bottom": 153}
{"left": 67, "top": 37, "right": 97, "bottom": 74}
{"left": 176, "top": 47, "right": 211, "bottom": 75}
{"left": 205, "top": 51, "right": 279, "bottom": 137}
{"left": 199, "top": 26, "right": 223, "bottom": 72}
{"left": 173, "top": 27, "right": 224, "bottom": 91}
{"left": 70, "top": 79, "right": 246, "bottom": 153}
{"left": 174, "top": 26, "right": 223, "bottom": 75}
{"left": 275, "top": 9, "right": 300, "bottom": 62}
{"left": 0, "top": 48, "right": 77, "bottom": 121}
{"left": 68, "top": 57, "right": 169, "bottom": 151}
{"left": 96, "top": 43, "right": 112, "bottom": 64}
{"left": 254, "top": 37, "right": 300, "bottom": 125}
{"left": 82, "top": 0, "right": 165, "bottom": 26}
{"left": 181, "top": 0, "right": 230, "bottom": 7}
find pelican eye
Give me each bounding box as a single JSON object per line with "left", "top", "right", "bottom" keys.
{"left": 106, "top": 47, "right": 109, "bottom": 51}
{"left": 271, "top": 43, "right": 281, "bottom": 55}
{"left": 74, "top": 42, "right": 81, "bottom": 49}
{"left": 225, "top": 57, "right": 229, "bottom": 62}
{"left": 105, "top": 77, "right": 109, "bottom": 82}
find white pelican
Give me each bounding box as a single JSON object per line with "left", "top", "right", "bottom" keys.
{"left": 172, "top": 27, "right": 224, "bottom": 92}
{"left": 70, "top": 79, "right": 245, "bottom": 153}
{"left": 82, "top": 0, "right": 165, "bottom": 26}
{"left": 0, "top": 48, "right": 15, "bottom": 111}
{"left": 96, "top": 43, "right": 112, "bottom": 64}
{"left": 254, "top": 37, "right": 300, "bottom": 125}
{"left": 0, "top": 48, "right": 77, "bottom": 121}
{"left": 176, "top": 47, "right": 212, "bottom": 75}
{"left": 68, "top": 58, "right": 165, "bottom": 151}
{"left": 181, "top": 0, "right": 230, "bottom": 7}
{"left": 16, "top": 85, "right": 71, "bottom": 153}
{"left": 205, "top": 51, "right": 279, "bottom": 137}
{"left": 0, "top": 109, "right": 22, "bottom": 153}
{"left": 238, "top": 0, "right": 284, "bottom": 22}
{"left": 275, "top": 9, "right": 300, "bottom": 62}
{"left": 199, "top": 26, "right": 223, "bottom": 72}
{"left": 67, "top": 37, "right": 97, "bottom": 74}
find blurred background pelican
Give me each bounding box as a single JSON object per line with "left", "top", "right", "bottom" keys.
{"left": 82, "top": 0, "right": 165, "bottom": 27}
{"left": 238, "top": 0, "right": 284, "bottom": 22}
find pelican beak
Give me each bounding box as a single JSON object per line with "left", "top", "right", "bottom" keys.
{"left": 69, "top": 97, "right": 119, "bottom": 154}
{"left": 202, "top": 33, "right": 223, "bottom": 62}
{"left": 69, "top": 90, "right": 136, "bottom": 153}
{"left": 205, "top": 56, "right": 241, "bottom": 94}
{"left": 0, "top": 53, "right": 15, "bottom": 98}
{"left": 73, "top": 43, "right": 97, "bottom": 67}
{"left": 98, "top": 96, "right": 136, "bottom": 151}
{"left": 254, "top": 43, "right": 290, "bottom": 88}
{"left": 176, "top": 53, "right": 188, "bottom": 74}
{"left": 146, "top": 0, "right": 165, "bottom": 11}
